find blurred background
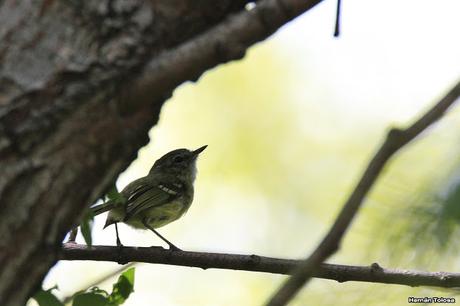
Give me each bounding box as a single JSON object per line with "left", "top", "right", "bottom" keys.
{"left": 40, "top": 0, "right": 460, "bottom": 305}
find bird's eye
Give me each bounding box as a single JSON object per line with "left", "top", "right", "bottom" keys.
{"left": 173, "top": 156, "right": 184, "bottom": 163}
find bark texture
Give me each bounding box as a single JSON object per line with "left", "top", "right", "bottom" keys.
{"left": 0, "top": 1, "right": 251, "bottom": 305}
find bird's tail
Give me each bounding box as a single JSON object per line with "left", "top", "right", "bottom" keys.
{"left": 90, "top": 200, "right": 116, "bottom": 216}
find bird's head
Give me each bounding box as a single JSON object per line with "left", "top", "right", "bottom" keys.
{"left": 149, "top": 145, "right": 207, "bottom": 181}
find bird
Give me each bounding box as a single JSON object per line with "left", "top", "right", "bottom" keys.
{"left": 91, "top": 145, "right": 207, "bottom": 250}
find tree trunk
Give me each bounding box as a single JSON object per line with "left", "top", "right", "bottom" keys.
{"left": 0, "top": 0, "right": 322, "bottom": 304}
{"left": 0, "top": 1, "right": 250, "bottom": 304}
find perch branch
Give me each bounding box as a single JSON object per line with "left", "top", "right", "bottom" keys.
{"left": 60, "top": 243, "right": 460, "bottom": 289}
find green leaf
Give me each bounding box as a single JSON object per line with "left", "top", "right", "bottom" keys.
{"left": 121, "top": 267, "right": 135, "bottom": 285}
{"left": 80, "top": 210, "right": 94, "bottom": 246}
{"left": 108, "top": 268, "right": 135, "bottom": 305}
{"left": 67, "top": 268, "right": 135, "bottom": 306}
{"left": 33, "top": 288, "right": 64, "bottom": 306}
{"left": 107, "top": 185, "right": 125, "bottom": 206}
{"left": 89, "top": 286, "right": 110, "bottom": 297}
{"left": 72, "top": 293, "right": 108, "bottom": 306}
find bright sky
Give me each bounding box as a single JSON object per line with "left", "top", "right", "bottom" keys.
{"left": 37, "top": 1, "right": 460, "bottom": 305}
{"left": 279, "top": 0, "right": 460, "bottom": 124}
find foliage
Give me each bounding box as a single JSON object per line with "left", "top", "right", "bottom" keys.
{"left": 33, "top": 268, "right": 135, "bottom": 306}
{"left": 107, "top": 185, "right": 126, "bottom": 207}
{"left": 33, "top": 287, "right": 63, "bottom": 306}
{"left": 78, "top": 184, "right": 125, "bottom": 246}
{"left": 80, "top": 210, "right": 94, "bottom": 247}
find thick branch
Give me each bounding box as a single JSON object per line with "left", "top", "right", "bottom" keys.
{"left": 122, "top": 0, "right": 324, "bottom": 108}
{"left": 267, "top": 79, "right": 460, "bottom": 306}
{"left": 60, "top": 243, "right": 460, "bottom": 289}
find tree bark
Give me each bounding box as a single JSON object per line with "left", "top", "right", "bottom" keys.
{"left": 0, "top": 0, "right": 322, "bottom": 304}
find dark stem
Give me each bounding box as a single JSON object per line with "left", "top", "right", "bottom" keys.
{"left": 334, "top": 0, "right": 342, "bottom": 37}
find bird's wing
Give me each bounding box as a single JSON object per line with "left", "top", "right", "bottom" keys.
{"left": 123, "top": 180, "right": 184, "bottom": 221}
{"left": 90, "top": 200, "right": 116, "bottom": 216}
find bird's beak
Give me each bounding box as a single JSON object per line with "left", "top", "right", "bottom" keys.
{"left": 193, "top": 145, "right": 207, "bottom": 156}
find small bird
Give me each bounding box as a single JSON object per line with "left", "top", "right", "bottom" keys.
{"left": 91, "top": 145, "right": 207, "bottom": 250}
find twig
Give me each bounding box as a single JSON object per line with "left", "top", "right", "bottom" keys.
{"left": 334, "top": 0, "right": 342, "bottom": 37}
{"left": 266, "top": 79, "right": 460, "bottom": 306}
{"left": 60, "top": 243, "right": 460, "bottom": 289}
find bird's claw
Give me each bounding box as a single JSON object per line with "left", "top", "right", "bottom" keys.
{"left": 116, "top": 243, "right": 128, "bottom": 264}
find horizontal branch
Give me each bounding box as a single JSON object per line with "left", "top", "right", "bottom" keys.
{"left": 60, "top": 243, "right": 460, "bottom": 288}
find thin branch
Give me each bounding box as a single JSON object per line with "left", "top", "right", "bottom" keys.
{"left": 334, "top": 0, "right": 342, "bottom": 37}
{"left": 266, "top": 79, "right": 460, "bottom": 306}
{"left": 60, "top": 243, "right": 460, "bottom": 289}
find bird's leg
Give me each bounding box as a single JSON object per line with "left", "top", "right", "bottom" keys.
{"left": 114, "top": 223, "right": 128, "bottom": 264}
{"left": 115, "top": 223, "right": 123, "bottom": 247}
{"left": 66, "top": 227, "right": 78, "bottom": 243}
{"left": 142, "top": 219, "right": 181, "bottom": 251}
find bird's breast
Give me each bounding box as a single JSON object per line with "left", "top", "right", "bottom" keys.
{"left": 126, "top": 195, "right": 193, "bottom": 229}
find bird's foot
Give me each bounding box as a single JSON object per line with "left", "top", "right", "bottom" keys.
{"left": 116, "top": 239, "right": 123, "bottom": 248}
{"left": 116, "top": 243, "right": 128, "bottom": 264}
